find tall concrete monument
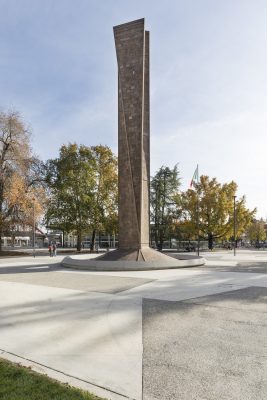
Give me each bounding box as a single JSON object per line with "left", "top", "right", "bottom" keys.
{"left": 114, "top": 18, "right": 150, "bottom": 258}
{"left": 62, "top": 18, "right": 205, "bottom": 269}
{"left": 91, "top": 17, "right": 200, "bottom": 265}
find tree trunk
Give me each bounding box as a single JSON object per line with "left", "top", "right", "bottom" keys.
{"left": 77, "top": 231, "right": 82, "bottom": 252}
{"left": 154, "top": 228, "right": 159, "bottom": 248}
{"left": 90, "top": 229, "right": 96, "bottom": 252}
{"left": 158, "top": 227, "right": 164, "bottom": 251}
{"left": 208, "top": 233, "right": 213, "bottom": 250}
{"left": 62, "top": 230, "right": 65, "bottom": 248}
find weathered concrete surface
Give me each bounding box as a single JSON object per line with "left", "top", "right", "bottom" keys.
{"left": 1, "top": 252, "right": 267, "bottom": 399}
{"left": 114, "top": 18, "right": 150, "bottom": 250}
{"left": 198, "top": 249, "right": 267, "bottom": 273}
{"left": 63, "top": 19, "right": 202, "bottom": 268}
{"left": 0, "top": 266, "right": 154, "bottom": 294}
{"left": 143, "top": 287, "right": 267, "bottom": 400}
{"left": 61, "top": 252, "right": 205, "bottom": 270}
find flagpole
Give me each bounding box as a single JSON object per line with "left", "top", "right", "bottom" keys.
{"left": 196, "top": 165, "right": 200, "bottom": 256}
{"left": 197, "top": 197, "right": 200, "bottom": 256}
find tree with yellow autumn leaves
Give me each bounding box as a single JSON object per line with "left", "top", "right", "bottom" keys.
{"left": 179, "top": 175, "right": 255, "bottom": 249}
{"left": 0, "top": 111, "right": 46, "bottom": 250}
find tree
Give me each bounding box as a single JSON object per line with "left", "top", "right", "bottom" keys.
{"left": 6, "top": 172, "right": 46, "bottom": 245}
{"left": 181, "top": 175, "right": 255, "bottom": 250}
{"left": 0, "top": 111, "right": 45, "bottom": 250}
{"left": 45, "top": 143, "right": 96, "bottom": 251}
{"left": 247, "top": 219, "right": 266, "bottom": 245}
{"left": 45, "top": 143, "right": 118, "bottom": 251}
{"left": 89, "top": 145, "right": 118, "bottom": 251}
{"left": 150, "top": 165, "right": 181, "bottom": 249}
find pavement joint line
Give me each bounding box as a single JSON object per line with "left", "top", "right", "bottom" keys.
{"left": 115, "top": 280, "right": 156, "bottom": 293}
{"left": 0, "top": 348, "right": 135, "bottom": 400}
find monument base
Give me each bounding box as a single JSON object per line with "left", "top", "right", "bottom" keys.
{"left": 61, "top": 247, "right": 205, "bottom": 271}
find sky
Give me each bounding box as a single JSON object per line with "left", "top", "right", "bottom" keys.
{"left": 1, "top": 0, "right": 267, "bottom": 217}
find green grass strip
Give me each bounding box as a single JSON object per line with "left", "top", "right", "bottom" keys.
{"left": 0, "top": 358, "right": 106, "bottom": 400}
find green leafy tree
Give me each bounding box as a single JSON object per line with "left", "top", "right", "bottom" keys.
{"left": 181, "top": 175, "right": 255, "bottom": 249}
{"left": 150, "top": 165, "right": 181, "bottom": 249}
{"left": 45, "top": 143, "right": 118, "bottom": 251}
{"left": 45, "top": 143, "right": 96, "bottom": 251}
{"left": 247, "top": 219, "right": 266, "bottom": 245}
{"left": 89, "top": 145, "right": 118, "bottom": 251}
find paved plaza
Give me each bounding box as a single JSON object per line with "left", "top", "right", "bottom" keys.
{"left": 0, "top": 250, "right": 267, "bottom": 399}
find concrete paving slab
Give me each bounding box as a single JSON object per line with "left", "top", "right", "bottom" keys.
{"left": 115, "top": 270, "right": 267, "bottom": 302}
{"left": 61, "top": 254, "right": 205, "bottom": 271}
{"left": 0, "top": 350, "right": 126, "bottom": 400}
{"left": 1, "top": 252, "right": 267, "bottom": 399}
{"left": 184, "top": 285, "right": 267, "bottom": 312}
{"left": 0, "top": 268, "right": 154, "bottom": 294}
{"left": 0, "top": 281, "right": 142, "bottom": 399}
{"left": 0, "top": 256, "right": 65, "bottom": 268}
{"left": 143, "top": 287, "right": 267, "bottom": 400}
{"left": 203, "top": 261, "right": 267, "bottom": 274}
{"left": 201, "top": 250, "right": 267, "bottom": 263}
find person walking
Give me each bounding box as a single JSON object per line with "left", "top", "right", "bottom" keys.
{"left": 48, "top": 244, "right": 52, "bottom": 257}
{"left": 53, "top": 243, "right": 57, "bottom": 257}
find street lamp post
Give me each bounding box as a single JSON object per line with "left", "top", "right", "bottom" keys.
{"left": 233, "top": 195, "right": 237, "bottom": 256}
{"left": 33, "top": 197, "right": 36, "bottom": 258}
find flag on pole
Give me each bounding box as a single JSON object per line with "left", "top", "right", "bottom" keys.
{"left": 190, "top": 164, "right": 199, "bottom": 187}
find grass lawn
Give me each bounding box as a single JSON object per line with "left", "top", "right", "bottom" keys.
{"left": 0, "top": 358, "right": 106, "bottom": 400}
